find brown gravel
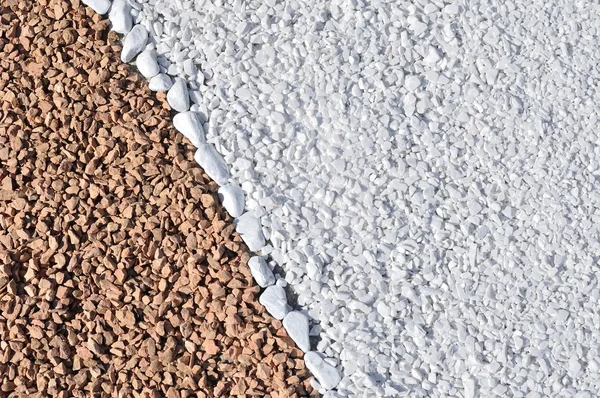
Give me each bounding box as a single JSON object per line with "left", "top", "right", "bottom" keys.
{"left": 0, "top": 0, "right": 316, "bottom": 396}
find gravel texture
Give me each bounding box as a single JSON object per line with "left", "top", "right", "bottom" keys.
{"left": 125, "top": 0, "right": 600, "bottom": 396}
{"left": 0, "top": 0, "right": 317, "bottom": 396}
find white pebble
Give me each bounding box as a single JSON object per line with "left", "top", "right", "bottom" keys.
{"left": 136, "top": 50, "right": 159, "bottom": 79}
{"left": 194, "top": 144, "right": 230, "bottom": 186}
{"left": 82, "top": 0, "right": 111, "bottom": 14}
{"left": 108, "top": 0, "right": 132, "bottom": 34}
{"left": 173, "top": 111, "right": 206, "bottom": 147}
{"left": 167, "top": 78, "right": 190, "bottom": 112}
{"left": 404, "top": 75, "right": 421, "bottom": 91}
{"left": 304, "top": 352, "right": 341, "bottom": 390}
{"left": 121, "top": 24, "right": 148, "bottom": 63}
{"left": 148, "top": 73, "right": 172, "bottom": 91}
{"left": 235, "top": 212, "right": 265, "bottom": 252}
{"left": 283, "top": 311, "right": 310, "bottom": 352}
{"left": 217, "top": 183, "right": 245, "bottom": 218}
{"left": 248, "top": 256, "right": 275, "bottom": 288}
{"left": 259, "top": 285, "right": 290, "bottom": 320}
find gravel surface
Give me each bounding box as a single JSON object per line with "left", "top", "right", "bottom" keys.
{"left": 124, "top": 0, "right": 600, "bottom": 396}
{"left": 0, "top": 0, "right": 317, "bottom": 396}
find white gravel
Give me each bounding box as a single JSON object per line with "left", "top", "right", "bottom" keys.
{"left": 94, "top": 0, "right": 600, "bottom": 396}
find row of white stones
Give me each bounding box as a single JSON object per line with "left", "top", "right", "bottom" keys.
{"left": 81, "top": 0, "right": 341, "bottom": 392}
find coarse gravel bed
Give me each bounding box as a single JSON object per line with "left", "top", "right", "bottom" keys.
{"left": 0, "top": 1, "right": 317, "bottom": 396}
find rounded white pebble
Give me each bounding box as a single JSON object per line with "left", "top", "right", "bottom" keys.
{"left": 194, "top": 144, "right": 230, "bottom": 186}
{"left": 108, "top": 0, "right": 132, "bottom": 34}
{"left": 121, "top": 25, "right": 148, "bottom": 63}
{"left": 259, "top": 285, "right": 291, "bottom": 319}
{"left": 167, "top": 78, "right": 190, "bottom": 112}
{"left": 235, "top": 212, "right": 266, "bottom": 252}
{"left": 304, "top": 352, "right": 341, "bottom": 390}
{"left": 136, "top": 50, "right": 159, "bottom": 79}
{"left": 248, "top": 256, "right": 275, "bottom": 288}
{"left": 173, "top": 111, "right": 206, "bottom": 147}
{"left": 148, "top": 73, "right": 172, "bottom": 91}
{"left": 283, "top": 311, "right": 311, "bottom": 352}
{"left": 82, "top": 0, "right": 111, "bottom": 14}
{"left": 217, "top": 183, "right": 245, "bottom": 218}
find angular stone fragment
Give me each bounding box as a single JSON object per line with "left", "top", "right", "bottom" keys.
{"left": 148, "top": 73, "right": 173, "bottom": 91}
{"left": 121, "top": 24, "right": 148, "bottom": 63}
{"left": 167, "top": 78, "right": 190, "bottom": 112}
{"left": 217, "top": 183, "right": 244, "bottom": 218}
{"left": 283, "top": 311, "right": 310, "bottom": 352}
{"left": 248, "top": 256, "right": 275, "bottom": 288}
{"left": 259, "top": 285, "right": 290, "bottom": 320}
{"left": 82, "top": 0, "right": 111, "bottom": 14}
{"left": 136, "top": 50, "right": 159, "bottom": 79}
{"left": 235, "top": 212, "right": 265, "bottom": 252}
{"left": 173, "top": 111, "right": 206, "bottom": 147}
{"left": 108, "top": 0, "right": 132, "bottom": 34}
{"left": 194, "top": 144, "right": 230, "bottom": 186}
{"left": 304, "top": 352, "right": 341, "bottom": 390}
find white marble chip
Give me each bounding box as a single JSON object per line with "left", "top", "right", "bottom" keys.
{"left": 148, "top": 73, "right": 172, "bottom": 92}
{"left": 247, "top": 256, "right": 275, "bottom": 288}
{"left": 304, "top": 352, "right": 341, "bottom": 390}
{"left": 235, "top": 212, "right": 265, "bottom": 252}
{"left": 259, "top": 285, "right": 290, "bottom": 320}
{"left": 218, "top": 183, "right": 245, "bottom": 218}
{"left": 121, "top": 24, "right": 147, "bottom": 63}
{"left": 108, "top": 0, "right": 132, "bottom": 34}
{"left": 136, "top": 50, "right": 159, "bottom": 79}
{"left": 167, "top": 78, "right": 190, "bottom": 112}
{"left": 283, "top": 311, "right": 310, "bottom": 352}
{"left": 173, "top": 111, "right": 206, "bottom": 147}
{"left": 194, "top": 144, "right": 230, "bottom": 186}
{"left": 82, "top": 0, "right": 111, "bottom": 14}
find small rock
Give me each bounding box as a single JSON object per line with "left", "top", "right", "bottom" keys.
{"left": 217, "top": 183, "right": 244, "bottom": 218}
{"left": 136, "top": 50, "right": 159, "bottom": 79}
{"left": 173, "top": 111, "right": 206, "bottom": 147}
{"left": 259, "top": 285, "right": 290, "bottom": 320}
{"left": 283, "top": 311, "right": 310, "bottom": 352}
{"left": 194, "top": 144, "right": 230, "bottom": 185}
{"left": 167, "top": 78, "right": 190, "bottom": 112}
{"left": 248, "top": 256, "right": 275, "bottom": 288}
{"left": 148, "top": 73, "right": 173, "bottom": 91}
{"left": 304, "top": 352, "right": 341, "bottom": 390}
{"left": 121, "top": 24, "right": 148, "bottom": 63}
{"left": 108, "top": 0, "right": 132, "bottom": 34}
{"left": 82, "top": 0, "right": 111, "bottom": 14}
{"left": 235, "top": 212, "right": 265, "bottom": 252}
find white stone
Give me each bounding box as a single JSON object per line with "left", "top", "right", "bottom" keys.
{"left": 173, "top": 111, "right": 206, "bottom": 147}
{"left": 259, "top": 285, "right": 290, "bottom": 320}
{"left": 248, "top": 256, "right": 275, "bottom": 288}
{"left": 108, "top": 0, "right": 132, "bottom": 34}
{"left": 405, "top": 75, "right": 421, "bottom": 91}
{"left": 82, "top": 0, "right": 111, "bottom": 14}
{"left": 148, "top": 74, "right": 173, "bottom": 91}
{"left": 136, "top": 50, "right": 159, "bottom": 79}
{"left": 121, "top": 25, "right": 148, "bottom": 63}
{"left": 167, "top": 78, "right": 190, "bottom": 112}
{"left": 304, "top": 352, "right": 341, "bottom": 390}
{"left": 283, "top": 311, "right": 310, "bottom": 352}
{"left": 235, "top": 212, "right": 265, "bottom": 252}
{"left": 218, "top": 183, "right": 245, "bottom": 218}
{"left": 194, "top": 144, "right": 230, "bottom": 186}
